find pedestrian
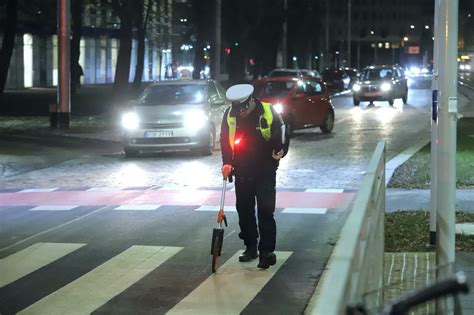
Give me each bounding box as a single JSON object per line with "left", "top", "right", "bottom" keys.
{"left": 220, "top": 84, "right": 290, "bottom": 269}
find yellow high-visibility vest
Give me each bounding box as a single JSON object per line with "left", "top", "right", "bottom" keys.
{"left": 227, "top": 101, "right": 273, "bottom": 153}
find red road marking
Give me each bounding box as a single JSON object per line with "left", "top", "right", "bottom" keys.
{"left": 0, "top": 190, "right": 355, "bottom": 209}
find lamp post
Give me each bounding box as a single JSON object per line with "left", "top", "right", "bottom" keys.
{"left": 370, "top": 30, "right": 377, "bottom": 65}
{"left": 347, "top": 0, "right": 352, "bottom": 67}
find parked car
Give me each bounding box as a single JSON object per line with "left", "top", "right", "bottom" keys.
{"left": 252, "top": 76, "right": 334, "bottom": 136}
{"left": 352, "top": 65, "right": 408, "bottom": 106}
{"left": 321, "top": 68, "right": 351, "bottom": 91}
{"left": 120, "top": 79, "right": 229, "bottom": 157}
{"left": 268, "top": 68, "right": 320, "bottom": 78}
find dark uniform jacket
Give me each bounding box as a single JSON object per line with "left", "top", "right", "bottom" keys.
{"left": 220, "top": 99, "right": 290, "bottom": 177}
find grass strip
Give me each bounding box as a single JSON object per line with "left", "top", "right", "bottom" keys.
{"left": 388, "top": 117, "right": 474, "bottom": 189}
{"left": 385, "top": 211, "right": 474, "bottom": 252}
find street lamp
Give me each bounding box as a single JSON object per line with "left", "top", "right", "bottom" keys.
{"left": 292, "top": 56, "right": 298, "bottom": 69}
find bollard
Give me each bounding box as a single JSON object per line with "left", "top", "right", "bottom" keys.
{"left": 49, "top": 103, "right": 58, "bottom": 128}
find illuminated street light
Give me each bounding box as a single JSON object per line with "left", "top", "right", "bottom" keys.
{"left": 410, "top": 25, "right": 415, "bottom": 29}
{"left": 370, "top": 30, "right": 375, "bottom": 35}
{"left": 425, "top": 25, "right": 430, "bottom": 29}
{"left": 404, "top": 36, "right": 409, "bottom": 42}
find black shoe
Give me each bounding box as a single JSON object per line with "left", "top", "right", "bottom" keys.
{"left": 239, "top": 246, "right": 258, "bottom": 262}
{"left": 257, "top": 252, "right": 276, "bottom": 269}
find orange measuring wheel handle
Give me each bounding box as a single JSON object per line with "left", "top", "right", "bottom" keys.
{"left": 217, "top": 208, "right": 228, "bottom": 227}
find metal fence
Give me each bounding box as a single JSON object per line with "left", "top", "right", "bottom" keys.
{"left": 306, "top": 140, "right": 386, "bottom": 315}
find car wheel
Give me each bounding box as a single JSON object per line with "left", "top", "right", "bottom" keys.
{"left": 124, "top": 148, "right": 140, "bottom": 158}
{"left": 353, "top": 98, "right": 360, "bottom": 106}
{"left": 196, "top": 128, "right": 215, "bottom": 156}
{"left": 402, "top": 92, "right": 408, "bottom": 104}
{"left": 320, "top": 111, "right": 334, "bottom": 134}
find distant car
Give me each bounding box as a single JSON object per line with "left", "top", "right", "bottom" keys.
{"left": 268, "top": 68, "right": 320, "bottom": 78}
{"left": 252, "top": 76, "right": 334, "bottom": 136}
{"left": 352, "top": 65, "right": 408, "bottom": 106}
{"left": 459, "top": 61, "right": 472, "bottom": 72}
{"left": 321, "top": 68, "right": 351, "bottom": 91}
{"left": 344, "top": 67, "right": 360, "bottom": 88}
{"left": 120, "top": 79, "right": 229, "bottom": 157}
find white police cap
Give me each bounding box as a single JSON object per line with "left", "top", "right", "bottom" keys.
{"left": 225, "top": 84, "right": 254, "bottom": 104}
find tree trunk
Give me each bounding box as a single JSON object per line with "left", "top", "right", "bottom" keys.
{"left": 113, "top": 3, "right": 133, "bottom": 96}
{"left": 192, "top": 37, "right": 205, "bottom": 79}
{"left": 192, "top": 0, "right": 211, "bottom": 79}
{"left": 133, "top": 28, "right": 145, "bottom": 88}
{"left": 133, "top": 0, "right": 150, "bottom": 89}
{"left": 228, "top": 45, "right": 246, "bottom": 83}
{"left": 71, "top": 0, "right": 84, "bottom": 96}
{"left": 0, "top": 0, "right": 18, "bottom": 97}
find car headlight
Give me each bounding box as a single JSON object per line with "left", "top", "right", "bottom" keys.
{"left": 466, "top": 65, "right": 471, "bottom": 70}
{"left": 460, "top": 65, "right": 465, "bottom": 70}
{"left": 121, "top": 112, "right": 140, "bottom": 130}
{"left": 409, "top": 66, "right": 420, "bottom": 75}
{"left": 184, "top": 109, "right": 208, "bottom": 132}
{"left": 381, "top": 82, "right": 392, "bottom": 92}
{"left": 273, "top": 103, "right": 284, "bottom": 113}
{"left": 352, "top": 83, "right": 361, "bottom": 92}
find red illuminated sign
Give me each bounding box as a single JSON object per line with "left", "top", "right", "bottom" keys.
{"left": 407, "top": 46, "right": 420, "bottom": 54}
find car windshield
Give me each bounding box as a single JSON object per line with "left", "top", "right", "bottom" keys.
{"left": 361, "top": 68, "right": 392, "bottom": 81}
{"left": 137, "top": 84, "right": 207, "bottom": 105}
{"left": 269, "top": 70, "right": 298, "bottom": 77}
{"left": 259, "top": 81, "right": 293, "bottom": 98}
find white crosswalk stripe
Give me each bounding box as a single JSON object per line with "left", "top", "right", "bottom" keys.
{"left": 29, "top": 205, "right": 78, "bottom": 211}
{"left": 18, "top": 245, "right": 183, "bottom": 315}
{"left": 167, "top": 250, "right": 292, "bottom": 315}
{"left": 195, "top": 205, "right": 237, "bottom": 212}
{"left": 304, "top": 188, "right": 344, "bottom": 193}
{"left": 18, "top": 188, "right": 58, "bottom": 193}
{"left": 0, "top": 243, "right": 86, "bottom": 288}
{"left": 113, "top": 204, "right": 162, "bottom": 211}
{"left": 282, "top": 208, "right": 327, "bottom": 214}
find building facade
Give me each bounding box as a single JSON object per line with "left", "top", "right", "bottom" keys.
{"left": 327, "top": 0, "right": 433, "bottom": 69}
{"left": 1, "top": 0, "right": 177, "bottom": 90}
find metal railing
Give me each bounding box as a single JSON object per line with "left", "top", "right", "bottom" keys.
{"left": 306, "top": 140, "right": 386, "bottom": 315}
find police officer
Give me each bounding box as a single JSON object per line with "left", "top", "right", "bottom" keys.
{"left": 220, "top": 84, "right": 289, "bottom": 269}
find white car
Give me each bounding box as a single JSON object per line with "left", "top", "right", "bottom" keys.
{"left": 121, "top": 80, "right": 229, "bottom": 157}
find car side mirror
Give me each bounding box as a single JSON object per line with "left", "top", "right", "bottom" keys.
{"left": 210, "top": 98, "right": 225, "bottom": 106}
{"left": 295, "top": 93, "right": 305, "bottom": 99}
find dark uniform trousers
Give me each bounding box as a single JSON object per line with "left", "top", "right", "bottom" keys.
{"left": 235, "top": 171, "right": 276, "bottom": 253}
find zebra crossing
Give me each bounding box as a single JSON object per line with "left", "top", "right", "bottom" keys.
{"left": 0, "top": 186, "right": 352, "bottom": 313}
{"left": 1, "top": 242, "right": 292, "bottom": 314}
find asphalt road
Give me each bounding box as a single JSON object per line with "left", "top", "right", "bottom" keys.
{"left": 1, "top": 76, "right": 473, "bottom": 314}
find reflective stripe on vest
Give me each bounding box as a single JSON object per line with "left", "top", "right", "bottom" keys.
{"left": 227, "top": 101, "right": 273, "bottom": 153}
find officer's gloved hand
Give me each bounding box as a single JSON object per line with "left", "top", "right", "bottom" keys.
{"left": 221, "top": 164, "right": 233, "bottom": 182}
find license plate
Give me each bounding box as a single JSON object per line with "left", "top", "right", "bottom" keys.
{"left": 364, "top": 92, "right": 379, "bottom": 97}
{"left": 145, "top": 130, "right": 173, "bottom": 138}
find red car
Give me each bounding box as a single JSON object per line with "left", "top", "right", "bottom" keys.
{"left": 252, "top": 76, "right": 335, "bottom": 136}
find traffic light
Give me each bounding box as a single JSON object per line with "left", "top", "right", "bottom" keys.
{"left": 225, "top": 48, "right": 231, "bottom": 56}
